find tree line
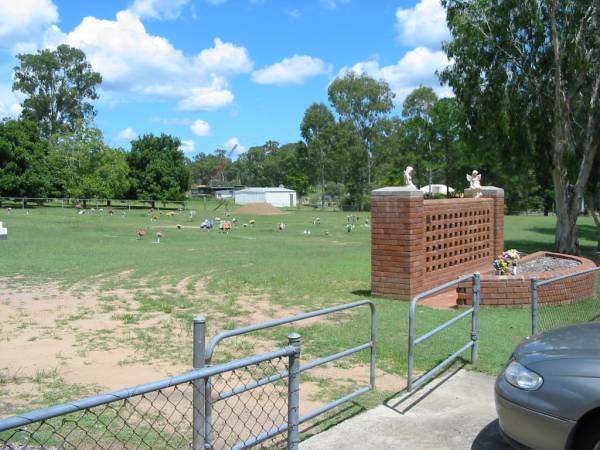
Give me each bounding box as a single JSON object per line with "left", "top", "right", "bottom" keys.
{"left": 191, "top": 78, "right": 553, "bottom": 214}
{"left": 1, "top": 45, "right": 190, "bottom": 206}
{"left": 1, "top": 0, "right": 600, "bottom": 256}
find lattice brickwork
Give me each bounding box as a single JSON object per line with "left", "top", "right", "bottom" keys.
{"left": 371, "top": 186, "right": 504, "bottom": 300}
{"left": 424, "top": 199, "right": 493, "bottom": 277}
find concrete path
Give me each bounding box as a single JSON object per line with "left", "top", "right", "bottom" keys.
{"left": 301, "top": 368, "right": 513, "bottom": 450}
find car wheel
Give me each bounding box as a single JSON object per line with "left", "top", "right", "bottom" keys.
{"left": 578, "top": 428, "right": 600, "bottom": 450}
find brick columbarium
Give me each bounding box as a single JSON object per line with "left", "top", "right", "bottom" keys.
{"left": 0, "top": 221, "right": 6, "bottom": 240}
{"left": 371, "top": 184, "right": 504, "bottom": 300}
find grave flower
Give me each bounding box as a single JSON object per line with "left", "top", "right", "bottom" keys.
{"left": 502, "top": 249, "right": 520, "bottom": 263}
{"left": 493, "top": 249, "right": 520, "bottom": 275}
{"left": 137, "top": 228, "right": 146, "bottom": 239}
{"left": 493, "top": 258, "right": 510, "bottom": 275}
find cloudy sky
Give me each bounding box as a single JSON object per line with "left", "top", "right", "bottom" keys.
{"left": 0, "top": 0, "right": 451, "bottom": 157}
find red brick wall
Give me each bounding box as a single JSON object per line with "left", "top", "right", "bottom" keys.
{"left": 371, "top": 188, "right": 425, "bottom": 299}
{"left": 423, "top": 198, "right": 494, "bottom": 287}
{"left": 457, "top": 252, "right": 598, "bottom": 306}
{"left": 371, "top": 186, "right": 504, "bottom": 300}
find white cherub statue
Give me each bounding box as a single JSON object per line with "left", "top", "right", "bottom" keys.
{"left": 467, "top": 170, "right": 482, "bottom": 197}
{"left": 404, "top": 166, "right": 416, "bottom": 189}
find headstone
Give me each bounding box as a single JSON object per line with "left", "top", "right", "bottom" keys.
{"left": 0, "top": 221, "right": 7, "bottom": 240}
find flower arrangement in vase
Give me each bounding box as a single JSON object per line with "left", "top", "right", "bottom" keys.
{"left": 493, "top": 249, "right": 520, "bottom": 275}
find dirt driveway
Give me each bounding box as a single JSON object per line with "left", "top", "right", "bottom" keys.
{"left": 301, "top": 367, "right": 512, "bottom": 450}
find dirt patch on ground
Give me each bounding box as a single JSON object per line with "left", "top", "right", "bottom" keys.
{"left": 0, "top": 277, "right": 188, "bottom": 407}
{"left": 0, "top": 274, "right": 399, "bottom": 434}
{"left": 234, "top": 202, "right": 286, "bottom": 215}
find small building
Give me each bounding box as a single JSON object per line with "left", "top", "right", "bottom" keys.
{"left": 213, "top": 187, "right": 235, "bottom": 199}
{"left": 188, "top": 184, "right": 243, "bottom": 198}
{"left": 419, "top": 184, "right": 455, "bottom": 195}
{"left": 234, "top": 186, "right": 297, "bottom": 207}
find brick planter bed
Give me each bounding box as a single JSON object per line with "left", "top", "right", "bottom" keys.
{"left": 457, "top": 252, "right": 597, "bottom": 307}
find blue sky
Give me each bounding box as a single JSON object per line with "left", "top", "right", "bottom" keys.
{"left": 0, "top": 0, "right": 451, "bottom": 157}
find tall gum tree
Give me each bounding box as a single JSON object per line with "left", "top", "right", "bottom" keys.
{"left": 13, "top": 44, "right": 102, "bottom": 137}
{"left": 441, "top": 0, "right": 600, "bottom": 254}
{"left": 328, "top": 73, "right": 394, "bottom": 204}
{"left": 301, "top": 103, "right": 336, "bottom": 208}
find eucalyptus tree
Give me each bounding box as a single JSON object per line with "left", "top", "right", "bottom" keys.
{"left": 402, "top": 86, "right": 439, "bottom": 190}
{"left": 328, "top": 73, "right": 395, "bottom": 189}
{"left": 430, "top": 97, "right": 466, "bottom": 195}
{"left": 301, "top": 103, "right": 337, "bottom": 208}
{"left": 441, "top": 0, "right": 600, "bottom": 254}
{"left": 13, "top": 44, "right": 102, "bottom": 137}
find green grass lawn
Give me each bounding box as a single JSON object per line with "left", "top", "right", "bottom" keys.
{"left": 0, "top": 204, "right": 598, "bottom": 419}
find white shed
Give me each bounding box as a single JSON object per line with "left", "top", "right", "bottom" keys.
{"left": 234, "top": 186, "right": 297, "bottom": 207}
{"left": 419, "top": 184, "right": 455, "bottom": 195}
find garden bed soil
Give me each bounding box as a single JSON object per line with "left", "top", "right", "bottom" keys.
{"left": 516, "top": 255, "right": 581, "bottom": 274}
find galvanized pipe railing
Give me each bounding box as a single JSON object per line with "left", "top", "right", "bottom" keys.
{"left": 201, "top": 300, "right": 376, "bottom": 449}
{"left": 407, "top": 273, "right": 480, "bottom": 392}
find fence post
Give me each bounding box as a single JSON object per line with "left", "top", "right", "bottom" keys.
{"left": 192, "top": 316, "right": 206, "bottom": 450}
{"left": 287, "top": 333, "right": 301, "bottom": 450}
{"left": 407, "top": 300, "right": 416, "bottom": 392}
{"left": 471, "top": 272, "right": 481, "bottom": 366}
{"left": 370, "top": 305, "right": 377, "bottom": 390}
{"left": 531, "top": 277, "right": 539, "bottom": 335}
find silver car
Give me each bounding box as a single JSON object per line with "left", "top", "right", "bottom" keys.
{"left": 495, "top": 322, "right": 600, "bottom": 450}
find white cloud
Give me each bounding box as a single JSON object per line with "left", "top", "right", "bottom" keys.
{"left": 179, "top": 139, "right": 195, "bottom": 153}
{"left": 56, "top": 12, "right": 248, "bottom": 111}
{"left": 64, "top": 11, "right": 185, "bottom": 89}
{"left": 2, "top": 3, "right": 250, "bottom": 112}
{"left": 285, "top": 9, "right": 301, "bottom": 19}
{"left": 129, "top": 0, "right": 190, "bottom": 20}
{"left": 117, "top": 127, "right": 137, "bottom": 141}
{"left": 224, "top": 137, "right": 245, "bottom": 155}
{"left": 177, "top": 78, "right": 234, "bottom": 110}
{"left": 0, "top": 0, "right": 58, "bottom": 52}
{"left": 190, "top": 119, "right": 211, "bottom": 136}
{"left": 196, "top": 38, "right": 252, "bottom": 74}
{"left": 396, "top": 0, "right": 450, "bottom": 49}
{"left": 252, "top": 55, "right": 331, "bottom": 85}
{"left": 0, "top": 84, "right": 23, "bottom": 117}
{"left": 150, "top": 117, "right": 192, "bottom": 126}
{"left": 339, "top": 47, "right": 451, "bottom": 103}
{"left": 321, "top": 0, "right": 350, "bottom": 9}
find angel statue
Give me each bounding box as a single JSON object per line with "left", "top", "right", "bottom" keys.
{"left": 404, "top": 166, "right": 416, "bottom": 189}
{"left": 467, "top": 170, "right": 482, "bottom": 197}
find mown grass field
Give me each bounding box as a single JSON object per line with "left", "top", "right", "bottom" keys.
{"left": 0, "top": 202, "right": 599, "bottom": 425}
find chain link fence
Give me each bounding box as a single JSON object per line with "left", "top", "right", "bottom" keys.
{"left": 0, "top": 345, "right": 298, "bottom": 450}
{"left": 532, "top": 267, "right": 600, "bottom": 334}
{"left": 1, "top": 301, "right": 376, "bottom": 450}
